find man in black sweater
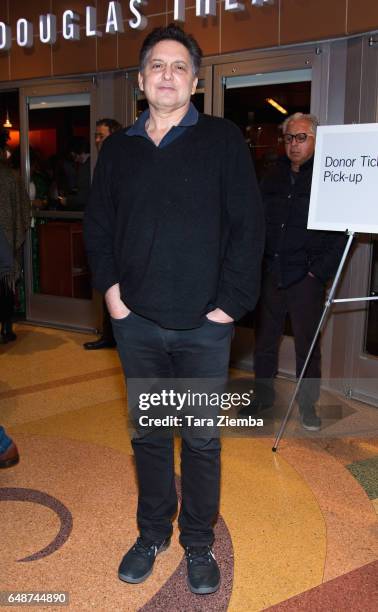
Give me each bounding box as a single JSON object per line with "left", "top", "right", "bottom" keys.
{"left": 84, "top": 25, "right": 263, "bottom": 594}
{"left": 239, "top": 112, "right": 345, "bottom": 431}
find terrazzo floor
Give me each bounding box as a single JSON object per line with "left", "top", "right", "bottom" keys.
{"left": 1, "top": 324, "right": 377, "bottom": 611}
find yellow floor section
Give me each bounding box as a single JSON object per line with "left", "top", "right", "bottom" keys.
{"left": 6, "top": 324, "right": 378, "bottom": 609}
{"left": 2, "top": 325, "right": 328, "bottom": 611}
{"left": 11, "top": 399, "right": 133, "bottom": 456}
{"left": 221, "top": 438, "right": 325, "bottom": 611}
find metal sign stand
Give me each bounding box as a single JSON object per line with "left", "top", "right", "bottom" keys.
{"left": 272, "top": 230, "right": 378, "bottom": 452}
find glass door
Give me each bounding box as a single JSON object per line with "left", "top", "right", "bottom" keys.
{"left": 339, "top": 236, "right": 378, "bottom": 406}
{"left": 213, "top": 52, "right": 322, "bottom": 375}
{"left": 365, "top": 238, "right": 378, "bottom": 358}
{"left": 20, "top": 83, "right": 98, "bottom": 331}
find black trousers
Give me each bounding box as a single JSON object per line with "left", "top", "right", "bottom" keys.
{"left": 254, "top": 272, "right": 325, "bottom": 411}
{"left": 0, "top": 282, "right": 14, "bottom": 324}
{"left": 111, "top": 311, "right": 234, "bottom": 547}
{"left": 101, "top": 299, "right": 115, "bottom": 343}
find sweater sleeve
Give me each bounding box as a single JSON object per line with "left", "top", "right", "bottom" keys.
{"left": 83, "top": 145, "right": 119, "bottom": 295}
{"left": 215, "top": 123, "right": 265, "bottom": 320}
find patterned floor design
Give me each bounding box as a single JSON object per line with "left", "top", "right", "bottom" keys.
{"left": 0, "top": 324, "right": 377, "bottom": 611}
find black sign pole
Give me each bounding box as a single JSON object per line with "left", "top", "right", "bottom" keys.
{"left": 272, "top": 230, "right": 355, "bottom": 452}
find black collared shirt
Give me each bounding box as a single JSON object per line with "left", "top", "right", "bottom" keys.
{"left": 126, "top": 102, "right": 199, "bottom": 148}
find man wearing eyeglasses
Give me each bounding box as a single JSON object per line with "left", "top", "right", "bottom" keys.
{"left": 239, "top": 112, "right": 345, "bottom": 431}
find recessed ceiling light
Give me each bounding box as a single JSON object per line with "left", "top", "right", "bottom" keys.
{"left": 266, "top": 98, "right": 288, "bottom": 115}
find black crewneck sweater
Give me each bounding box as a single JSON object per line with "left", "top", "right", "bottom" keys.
{"left": 84, "top": 114, "right": 264, "bottom": 329}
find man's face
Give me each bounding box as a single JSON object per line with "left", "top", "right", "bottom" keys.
{"left": 72, "top": 152, "right": 88, "bottom": 164}
{"left": 95, "top": 124, "right": 111, "bottom": 151}
{"left": 284, "top": 119, "right": 315, "bottom": 168}
{"left": 138, "top": 40, "right": 198, "bottom": 114}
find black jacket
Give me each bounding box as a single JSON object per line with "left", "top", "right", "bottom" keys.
{"left": 84, "top": 114, "right": 264, "bottom": 329}
{"left": 261, "top": 156, "right": 346, "bottom": 288}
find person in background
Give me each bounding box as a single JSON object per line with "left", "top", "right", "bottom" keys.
{"left": 239, "top": 112, "right": 346, "bottom": 430}
{"left": 0, "top": 426, "right": 19, "bottom": 469}
{"left": 84, "top": 25, "right": 263, "bottom": 595}
{"left": 60, "top": 137, "right": 91, "bottom": 211}
{"left": 94, "top": 118, "right": 122, "bottom": 151}
{"left": 0, "top": 224, "right": 20, "bottom": 468}
{"left": 0, "top": 129, "right": 30, "bottom": 343}
{"left": 84, "top": 118, "right": 122, "bottom": 350}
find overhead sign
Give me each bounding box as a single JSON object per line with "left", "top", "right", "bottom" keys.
{"left": 308, "top": 123, "right": 378, "bottom": 234}
{"left": 0, "top": 0, "right": 275, "bottom": 51}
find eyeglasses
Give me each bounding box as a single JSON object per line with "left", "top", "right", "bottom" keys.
{"left": 283, "top": 132, "right": 314, "bottom": 144}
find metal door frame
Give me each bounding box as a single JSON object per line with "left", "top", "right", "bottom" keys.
{"left": 211, "top": 42, "right": 346, "bottom": 376}
{"left": 19, "top": 79, "right": 98, "bottom": 331}
{"left": 329, "top": 35, "right": 378, "bottom": 405}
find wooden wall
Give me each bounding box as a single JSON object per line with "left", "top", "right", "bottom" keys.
{"left": 0, "top": 0, "right": 377, "bottom": 81}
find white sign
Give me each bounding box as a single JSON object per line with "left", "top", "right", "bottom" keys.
{"left": 308, "top": 123, "right": 378, "bottom": 234}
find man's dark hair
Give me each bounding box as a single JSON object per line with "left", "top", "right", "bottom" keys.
{"left": 139, "top": 24, "right": 202, "bottom": 76}
{"left": 96, "top": 118, "right": 122, "bottom": 134}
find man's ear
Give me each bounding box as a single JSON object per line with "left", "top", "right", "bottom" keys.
{"left": 191, "top": 77, "right": 198, "bottom": 96}
{"left": 138, "top": 72, "right": 144, "bottom": 92}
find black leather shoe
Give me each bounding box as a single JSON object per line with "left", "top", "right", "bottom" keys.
{"left": 1, "top": 321, "right": 17, "bottom": 343}
{"left": 83, "top": 338, "right": 116, "bottom": 350}
{"left": 1, "top": 320, "right": 17, "bottom": 343}
{"left": 118, "top": 537, "right": 171, "bottom": 583}
{"left": 238, "top": 397, "right": 272, "bottom": 417}
{"left": 186, "top": 546, "right": 220, "bottom": 594}
{"left": 1, "top": 331, "right": 17, "bottom": 343}
{"left": 0, "top": 442, "right": 20, "bottom": 469}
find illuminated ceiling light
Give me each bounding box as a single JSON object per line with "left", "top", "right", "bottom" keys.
{"left": 266, "top": 98, "right": 288, "bottom": 115}
{"left": 3, "top": 110, "right": 12, "bottom": 128}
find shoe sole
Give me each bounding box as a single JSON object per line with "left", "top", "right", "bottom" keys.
{"left": 118, "top": 569, "right": 153, "bottom": 584}
{"left": 301, "top": 424, "right": 321, "bottom": 431}
{"left": 300, "top": 416, "right": 321, "bottom": 431}
{"left": 118, "top": 541, "right": 170, "bottom": 584}
{"left": 187, "top": 579, "right": 221, "bottom": 595}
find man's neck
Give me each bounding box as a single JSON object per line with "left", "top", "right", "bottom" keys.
{"left": 146, "top": 103, "right": 190, "bottom": 137}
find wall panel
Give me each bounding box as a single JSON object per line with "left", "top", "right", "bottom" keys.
{"left": 180, "top": 9, "right": 220, "bottom": 57}
{"left": 221, "top": 1, "right": 278, "bottom": 53}
{"left": 118, "top": 13, "right": 166, "bottom": 69}
{"left": 0, "top": 0, "right": 10, "bottom": 81}
{"left": 11, "top": 41, "right": 52, "bottom": 80}
{"left": 52, "top": 34, "right": 97, "bottom": 75}
{"left": 97, "top": 32, "right": 118, "bottom": 72}
{"left": 1, "top": 0, "right": 378, "bottom": 80}
{"left": 0, "top": 53, "right": 10, "bottom": 82}
{"left": 10, "top": 0, "right": 51, "bottom": 25}
{"left": 348, "top": 0, "right": 378, "bottom": 34}
{"left": 281, "top": 0, "right": 347, "bottom": 44}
